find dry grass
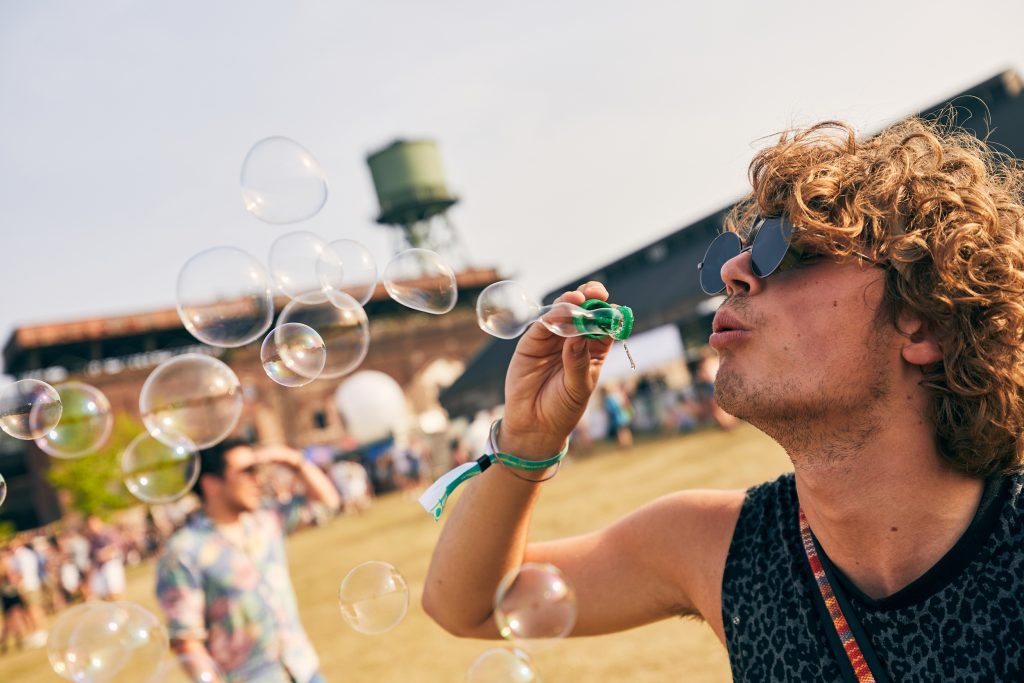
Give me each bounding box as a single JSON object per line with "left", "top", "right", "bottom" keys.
{"left": 0, "top": 423, "right": 791, "bottom": 682}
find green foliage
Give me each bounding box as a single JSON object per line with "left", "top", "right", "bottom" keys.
{"left": 0, "top": 520, "right": 16, "bottom": 542}
{"left": 46, "top": 412, "right": 143, "bottom": 518}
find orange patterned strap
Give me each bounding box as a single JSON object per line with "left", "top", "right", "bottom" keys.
{"left": 799, "top": 508, "right": 879, "bottom": 683}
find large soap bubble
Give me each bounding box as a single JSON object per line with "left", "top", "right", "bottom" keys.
{"left": 0, "top": 379, "right": 62, "bottom": 440}
{"left": 334, "top": 371, "right": 408, "bottom": 443}
{"left": 382, "top": 248, "right": 457, "bottom": 314}
{"left": 268, "top": 230, "right": 331, "bottom": 299}
{"left": 122, "top": 431, "right": 200, "bottom": 504}
{"left": 476, "top": 281, "right": 542, "bottom": 339}
{"left": 176, "top": 246, "right": 274, "bottom": 348}
{"left": 278, "top": 290, "right": 370, "bottom": 379}
{"left": 467, "top": 647, "right": 541, "bottom": 683}
{"left": 494, "top": 563, "right": 577, "bottom": 646}
{"left": 139, "top": 354, "right": 242, "bottom": 449}
{"left": 260, "top": 323, "right": 327, "bottom": 387}
{"left": 241, "top": 136, "right": 328, "bottom": 224}
{"left": 317, "top": 238, "right": 379, "bottom": 306}
{"left": 49, "top": 601, "right": 168, "bottom": 683}
{"left": 338, "top": 560, "right": 410, "bottom": 635}
{"left": 35, "top": 382, "right": 113, "bottom": 458}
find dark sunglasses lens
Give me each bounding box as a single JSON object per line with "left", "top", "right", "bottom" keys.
{"left": 750, "top": 217, "right": 793, "bottom": 277}
{"left": 699, "top": 232, "right": 742, "bottom": 294}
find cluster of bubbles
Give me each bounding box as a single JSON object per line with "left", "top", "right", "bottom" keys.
{"left": 0, "top": 379, "right": 116, "bottom": 508}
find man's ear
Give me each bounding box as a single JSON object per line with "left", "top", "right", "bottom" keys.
{"left": 898, "top": 313, "right": 946, "bottom": 366}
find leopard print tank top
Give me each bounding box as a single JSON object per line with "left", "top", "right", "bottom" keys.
{"left": 722, "top": 472, "right": 1023, "bottom": 681}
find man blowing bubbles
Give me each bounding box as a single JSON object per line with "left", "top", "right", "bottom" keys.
{"left": 423, "top": 117, "right": 1024, "bottom": 681}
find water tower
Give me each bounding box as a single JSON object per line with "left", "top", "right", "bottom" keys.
{"left": 366, "top": 139, "right": 468, "bottom": 265}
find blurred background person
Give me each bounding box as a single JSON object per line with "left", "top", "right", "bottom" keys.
{"left": 329, "top": 457, "right": 373, "bottom": 515}
{"left": 600, "top": 383, "right": 634, "bottom": 449}
{"left": 0, "top": 548, "right": 33, "bottom": 653}
{"left": 156, "top": 439, "right": 340, "bottom": 683}
{"left": 84, "top": 515, "right": 126, "bottom": 601}
{"left": 8, "top": 535, "right": 47, "bottom": 641}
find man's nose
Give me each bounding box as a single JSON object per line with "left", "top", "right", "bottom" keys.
{"left": 720, "top": 248, "right": 765, "bottom": 297}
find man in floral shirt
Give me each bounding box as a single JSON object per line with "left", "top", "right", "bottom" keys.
{"left": 156, "top": 438, "right": 340, "bottom": 683}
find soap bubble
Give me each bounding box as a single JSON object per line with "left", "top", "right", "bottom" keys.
{"left": 260, "top": 323, "right": 327, "bottom": 387}
{"left": 49, "top": 601, "right": 167, "bottom": 683}
{"left": 35, "top": 382, "right": 113, "bottom": 459}
{"left": 477, "top": 281, "right": 541, "bottom": 339}
{"left": 467, "top": 647, "right": 541, "bottom": 683}
{"left": 139, "top": 354, "right": 242, "bottom": 449}
{"left": 382, "top": 248, "right": 457, "bottom": 314}
{"left": 176, "top": 246, "right": 274, "bottom": 348}
{"left": 268, "top": 230, "right": 331, "bottom": 299}
{"left": 145, "top": 652, "right": 225, "bottom": 683}
{"left": 0, "top": 379, "right": 62, "bottom": 440}
{"left": 494, "top": 563, "right": 577, "bottom": 645}
{"left": 48, "top": 602, "right": 117, "bottom": 681}
{"left": 122, "top": 431, "right": 199, "bottom": 504}
{"left": 334, "top": 371, "right": 408, "bottom": 443}
{"left": 278, "top": 290, "right": 369, "bottom": 379}
{"left": 0, "top": 473, "right": 6, "bottom": 507}
{"left": 241, "top": 136, "right": 328, "bottom": 224}
{"left": 317, "top": 239, "right": 379, "bottom": 306}
{"left": 338, "top": 560, "right": 410, "bottom": 635}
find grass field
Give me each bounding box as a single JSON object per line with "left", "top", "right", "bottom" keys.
{"left": 0, "top": 423, "right": 792, "bottom": 682}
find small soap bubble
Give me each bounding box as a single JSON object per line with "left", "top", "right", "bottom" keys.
{"left": 176, "top": 246, "right": 274, "bottom": 348}
{"left": 467, "top": 647, "right": 541, "bottom": 683}
{"left": 0, "top": 379, "right": 62, "bottom": 440}
{"left": 145, "top": 652, "right": 225, "bottom": 683}
{"left": 0, "top": 473, "right": 6, "bottom": 507}
{"left": 122, "top": 431, "right": 200, "bottom": 504}
{"left": 338, "top": 560, "right": 410, "bottom": 635}
{"left": 268, "top": 230, "right": 331, "bottom": 299}
{"left": 241, "top": 136, "right": 328, "bottom": 224}
{"left": 139, "top": 354, "right": 243, "bottom": 450}
{"left": 494, "top": 563, "right": 577, "bottom": 646}
{"left": 476, "top": 281, "right": 541, "bottom": 339}
{"left": 317, "top": 238, "right": 379, "bottom": 306}
{"left": 260, "top": 323, "right": 327, "bottom": 387}
{"left": 382, "top": 248, "right": 457, "bottom": 314}
{"left": 35, "top": 382, "right": 113, "bottom": 459}
{"left": 278, "top": 290, "right": 370, "bottom": 379}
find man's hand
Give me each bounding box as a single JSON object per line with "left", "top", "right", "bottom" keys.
{"left": 501, "top": 281, "right": 614, "bottom": 457}
{"left": 255, "top": 445, "right": 303, "bottom": 470}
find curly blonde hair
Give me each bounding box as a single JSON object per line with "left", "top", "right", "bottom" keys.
{"left": 724, "top": 117, "right": 1024, "bottom": 476}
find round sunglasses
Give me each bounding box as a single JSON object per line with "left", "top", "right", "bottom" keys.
{"left": 697, "top": 216, "right": 802, "bottom": 295}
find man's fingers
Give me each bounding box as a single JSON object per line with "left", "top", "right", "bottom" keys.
{"left": 554, "top": 281, "right": 609, "bottom": 305}
{"left": 554, "top": 290, "right": 586, "bottom": 305}
{"left": 578, "top": 281, "right": 609, "bottom": 301}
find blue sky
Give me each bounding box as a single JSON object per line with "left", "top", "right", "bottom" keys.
{"left": 2, "top": 0, "right": 1023, "bottom": 370}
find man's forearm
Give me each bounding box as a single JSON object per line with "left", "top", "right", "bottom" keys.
{"left": 295, "top": 460, "right": 341, "bottom": 511}
{"left": 421, "top": 464, "right": 544, "bottom": 637}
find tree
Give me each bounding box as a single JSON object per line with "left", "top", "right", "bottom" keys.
{"left": 46, "top": 412, "right": 142, "bottom": 518}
